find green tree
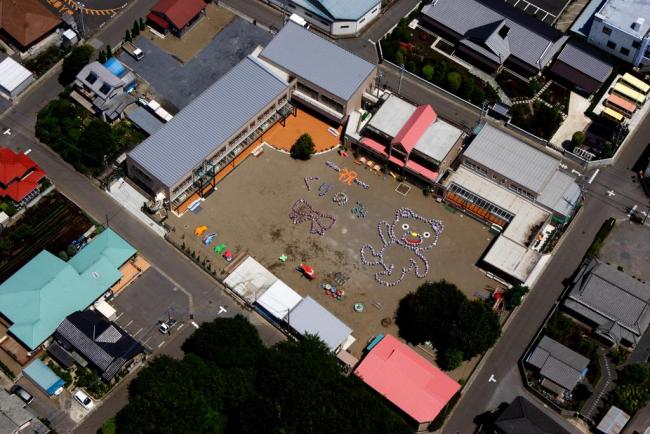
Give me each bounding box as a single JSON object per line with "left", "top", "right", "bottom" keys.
{"left": 290, "top": 133, "right": 315, "bottom": 160}
{"left": 571, "top": 131, "right": 585, "bottom": 148}
{"left": 0, "top": 237, "right": 14, "bottom": 252}
{"left": 618, "top": 363, "right": 650, "bottom": 385}
{"left": 433, "top": 60, "right": 448, "bottom": 85}
{"left": 105, "top": 45, "right": 112, "bottom": 59}
{"left": 59, "top": 44, "right": 94, "bottom": 85}
{"left": 405, "top": 60, "right": 417, "bottom": 73}
{"left": 139, "top": 18, "right": 145, "bottom": 31}
{"left": 395, "top": 280, "right": 465, "bottom": 346}
{"left": 98, "top": 50, "right": 107, "bottom": 64}
{"left": 459, "top": 78, "right": 476, "bottom": 100}
{"left": 182, "top": 314, "right": 264, "bottom": 370}
{"left": 422, "top": 64, "right": 434, "bottom": 81}
{"left": 437, "top": 348, "right": 463, "bottom": 371}
{"left": 504, "top": 284, "right": 529, "bottom": 309}
{"left": 125, "top": 29, "right": 132, "bottom": 43}
{"left": 449, "top": 300, "right": 501, "bottom": 359}
{"left": 394, "top": 48, "right": 406, "bottom": 65}
{"left": 446, "top": 71, "right": 462, "bottom": 92}
{"left": 611, "top": 384, "right": 650, "bottom": 414}
{"left": 78, "top": 120, "right": 117, "bottom": 168}
{"left": 132, "top": 20, "right": 140, "bottom": 37}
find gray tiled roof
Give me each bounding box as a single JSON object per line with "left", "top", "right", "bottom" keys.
{"left": 555, "top": 42, "right": 613, "bottom": 83}
{"left": 421, "top": 0, "right": 566, "bottom": 70}
{"left": 128, "top": 56, "right": 288, "bottom": 188}
{"left": 260, "top": 22, "right": 376, "bottom": 101}
{"left": 464, "top": 124, "right": 559, "bottom": 193}
{"left": 565, "top": 259, "right": 650, "bottom": 346}
{"left": 0, "top": 390, "right": 36, "bottom": 434}
{"left": 287, "top": 296, "right": 352, "bottom": 351}
{"left": 537, "top": 171, "right": 582, "bottom": 217}
{"left": 527, "top": 336, "right": 589, "bottom": 391}
{"left": 496, "top": 396, "right": 576, "bottom": 434}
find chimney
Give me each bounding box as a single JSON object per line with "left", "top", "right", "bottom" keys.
{"left": 632, "top": 17, "right": 645, "bottom": 31}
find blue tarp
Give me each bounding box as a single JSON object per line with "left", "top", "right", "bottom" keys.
{"left": 105, "top": 57, "right": 126, "bottom": 78}
{"left": 23, "top": 359, "right": 65, "bottom": 396}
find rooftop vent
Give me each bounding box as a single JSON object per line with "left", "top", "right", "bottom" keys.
{"left": 632, "top": 17, "right": 645, "bottom": 31}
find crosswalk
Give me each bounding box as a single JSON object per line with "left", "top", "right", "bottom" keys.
{"left": 46, "top": 0, "right": 126, "bottom": 17}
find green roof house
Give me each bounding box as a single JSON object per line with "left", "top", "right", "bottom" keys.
{"left": 0, "top": 229, "right": 136, "bottom": 350}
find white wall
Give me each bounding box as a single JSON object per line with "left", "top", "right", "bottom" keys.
{"left": 273, "top": 0, "right": 381, "bottom": 36}
{"left": 588, "top": 14, "right": 642, "bottom": 64}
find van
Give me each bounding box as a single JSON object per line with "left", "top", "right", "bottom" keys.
{"left": 289, "top": 13, "right": 309, "bottom": 29}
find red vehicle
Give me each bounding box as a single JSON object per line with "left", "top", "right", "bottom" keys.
{"left": 223, "top": 250, "right": 233, "bottom": 262}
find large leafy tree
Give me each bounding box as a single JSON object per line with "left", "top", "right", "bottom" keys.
{"left": 59, "top": 44, "right": 94, "bottom": 85}
{"left": 78, "top": 119, "right": 117, "bottom": 167}
{"left": 182, "top": 314, "right": 264, "bottom": 370}
{"left": 396, "top": 280, "right": 501, "bottom": 368}
{"left": 290, "top": 133, "right": 315, "bottom": 160}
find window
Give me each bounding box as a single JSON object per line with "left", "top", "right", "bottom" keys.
{"left": 371, "top": 7, "right": 379, "bottom": 13}
{"left": 99, "top": 83, "right": 112, "bottom": 95}
{"left": 633, "top": 40, "right": 641, "bottom": 49}
{"left": 340, "top": 25, "right": 350, "bottom": 29}
{"left": 359, "top": 18, "right": 366, "bottom": 24}
{"left": 86, "top": 72, "right": 98, "bottom": 84}
{"left": 602, "top": 26, "right": 612, "bottom": 35}
{"left": 620, "top": 47, "right": 630, "bottom": 56}
{"left": 607, "top": 40, "right": 617, "bottom": 49}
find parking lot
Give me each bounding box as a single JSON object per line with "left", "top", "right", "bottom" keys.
{"left": 111, "top": 267, "right": 191, "bottom": 352}
{"left": 120, "top": 18, "right": 273, "bottom": 111}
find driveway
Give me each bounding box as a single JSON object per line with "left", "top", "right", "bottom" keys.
{"left": 119, "top": 18, "right": 273, "bottom": 111}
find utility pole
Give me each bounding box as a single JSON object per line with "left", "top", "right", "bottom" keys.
{"left": 77, "top": 2, "right": 86, "bottom": 38}
{"left": 397, "top": 63, "right": 405, "bottom": 95}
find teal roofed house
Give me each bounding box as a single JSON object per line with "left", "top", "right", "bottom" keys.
{"left": 0, "top": 229, "right": 136, "bottom": 351}
{"left": 269, "top": 0, "right": 381, "bottom": 36}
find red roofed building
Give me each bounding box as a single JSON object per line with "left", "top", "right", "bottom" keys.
{"left": 355, "top": 94, "right": 465, "bottom": 184}
{"left": 146, "top": 0, "right": 207, "bottom": 36}
{"left": 0, "top": 148, "right": 46, "bottom": 204}
{"left": 354, "top": 334, "right": 461, "bottom": 430}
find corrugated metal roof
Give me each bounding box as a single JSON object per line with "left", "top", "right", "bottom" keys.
{"left": 555, "top": 42, "right": 613, "bottom": 83}
{"left": 596, "top": 406, "right": 630, "bottom": 434}
{"left": 464, "top": 124, "right": 559, "bottom": 193}
{"left": 0, "top": 57, "right": 32, "bottom": 92}
{"left": 128, "top": 56, "right": 288, "bottom": 188}
{"left": 537, "top": 171, "right": 581, "bottom": 217}
{"left": 260, "top": 22, "right": 376, "bottom": 101}
{"left": 126, "top": 106, "right": 164, "bottom": 136}
{"left": 368, "top": 95, "right": 416, "bottom": 137}
{"left": 422, "top": 0, "right": 566, "bottom": 70}
{"left": 289, "top": 0, "right": 379, "bottom": 21}
{"left": 287, "top": 296, "right": 351, "bottom": 351}
{"left": 414, "top": 119, "right": 463, "bottom": 162}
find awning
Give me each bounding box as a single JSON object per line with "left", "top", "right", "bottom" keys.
{"left": 405, "top": 159, "right": 439, "bottom": 182}
{"left": 360, "top": 137, "right": 405, "bottom": 167}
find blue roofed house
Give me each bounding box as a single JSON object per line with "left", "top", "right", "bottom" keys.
{"left": 268, "top": 0, "right": 381, "bottom": 36}
{"left": 0, "top": 229, "right": 136, "bottom": 351}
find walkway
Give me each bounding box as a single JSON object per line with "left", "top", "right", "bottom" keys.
{"left": 582, "top": 348, "right": 615, "bottom": 420}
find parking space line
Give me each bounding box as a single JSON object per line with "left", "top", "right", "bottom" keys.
{"left": 125, "top": 319, "right": 133, "bottom": 328}
{"left": 143, "top": 335, "right": 154, "bottom": 345}
{"left": 177, "top": 323, "right": 184, "bottom": 331}
{"left": 133, "top": 327, "right": 143, "bottom": 337}
{"left": 158, "top": 341, "right": 165, "bottom": 348}
{"left": 115, "top": 312, "right": 124, "bottom": 321}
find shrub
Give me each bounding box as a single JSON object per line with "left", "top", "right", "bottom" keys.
{"left": 504, "top": 285, "right": 529, "bottom": 309}
{"left": 571, "top": 131, "right": 585, "bottom": 148}
{"left": 290, "top": 134, "right": 315, "bottom": 160}
{"left": 422, "top": 64, "right": 434, "bottom": 81}
{"left": 446, "top": 71, "right": 462, "bottom": 92}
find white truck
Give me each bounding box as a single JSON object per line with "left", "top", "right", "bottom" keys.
{"left": 123, "top": 41, "right": 144, "bottom": 61}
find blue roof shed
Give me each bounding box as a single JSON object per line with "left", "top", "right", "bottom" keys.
{"left": 104, "top": 57, "right": 126, "bottom": 78}
{"left": 23, "top": 359, "right": 65, "bottom": 396}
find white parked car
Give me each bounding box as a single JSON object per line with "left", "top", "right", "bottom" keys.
{"left": 74, "top": 390, "right": 94, "bottom": 410}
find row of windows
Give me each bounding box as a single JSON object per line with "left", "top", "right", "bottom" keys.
{"left": 448, "top": 183, "right": 514, "bottom": 222}
{"left": 601, "top": 26, "right": 640, "bottom": 56}
{"left": 508, "top": 184, "right": 534, "bottom": 200}
{"left": 464, "top": 160, "right": 488, "bottom": 176}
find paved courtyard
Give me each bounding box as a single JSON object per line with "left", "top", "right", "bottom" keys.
{"left": 169, "top": 149, "right": 495, "bottom": 356}
{"left": 120, "top": 18, "right": 272, "bottom": 111}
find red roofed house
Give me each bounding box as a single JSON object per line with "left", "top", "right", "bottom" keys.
{"left": 356, "top": 94, "right": 464, "bottom": 184}
{"left": 354, "top": 334, "right": 461, "bottom": 430}
{"left": 0, "top": 0, "right": 62, "bottom": 52}
{"left": 146, "top": 0, "right": 207, "bottom": 37}
{"left": 0, "top": 148, "right": 46, "bottom": 206}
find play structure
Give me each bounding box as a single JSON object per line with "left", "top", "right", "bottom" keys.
{"left": 214, "top": 243, "right": 226, "bottom": 254}
{"left": 194, "top": 226, "right": 208, "bottom": 237}
{"left": 297, "top": 263, "right": 315, "bottom": 279}
{"left": 202, "top": 233, "right": 217, "bottom": 245}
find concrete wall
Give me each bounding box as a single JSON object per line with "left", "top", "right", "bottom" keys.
{"left": 588, "top": 14, "right": 642, "bottom": 64}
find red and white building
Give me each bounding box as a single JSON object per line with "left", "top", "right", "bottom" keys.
{"left": 349, "top": 94, "right": 464, "bottom": 184}
{"left": 146, "top": 0, "right": 207, "bottom": 37}
{"left": 0, "top": 147, "right": 46, "bottom": 206}
{"left": 354, "top": 334, "right": 461, "bottom": 430}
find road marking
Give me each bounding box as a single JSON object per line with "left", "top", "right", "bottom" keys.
{"left": 133, "top": 327, "right": 143, "bottom": 337}
{"left": 115, "top": 312, "right": 124, "bottom": 321}
{"left": 177, "top": 323, "right": 184, "bottom": 331}
{"left": 191, "top": 321, "right": 199, "bottom": 329}
{"left": 125, "top": 319, "right": 133, "bottom": 328}
{"left": 24, "top": 148, "right": 31, "bottom": 154}
{"left": 488, "top": 374, "right": 497, "bottom": 383}
{"left": 143, "top": 335, "right": 153, "bottom": 345}
{"left": 158, "top": 341, "right": 165, "bottom": 348}
{"left": 218, "top": 305, "right": 227, "bottom": 314}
